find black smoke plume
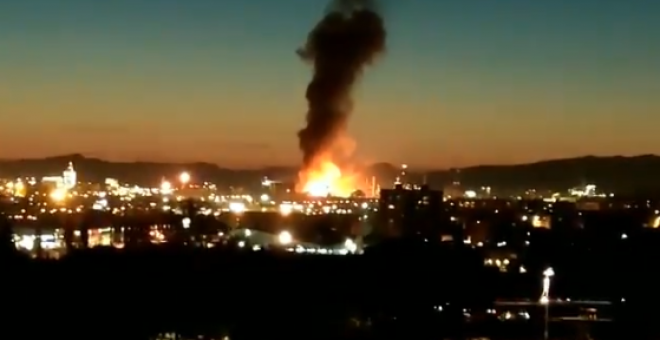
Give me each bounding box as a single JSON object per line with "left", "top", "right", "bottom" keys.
{"left": 297, "top": 0, "right": 386, "bottom": 167}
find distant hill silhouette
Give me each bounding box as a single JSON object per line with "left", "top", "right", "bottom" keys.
{"left": 1, "top": 153, "right": 659, "bottom": 193}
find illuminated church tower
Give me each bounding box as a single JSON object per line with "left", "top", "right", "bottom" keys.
{"left": 63, "top": 162, "right": 77, "bottom": 189}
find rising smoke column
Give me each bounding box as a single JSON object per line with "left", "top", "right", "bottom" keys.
{"left": 297, "top": 0, "right": 386, "bottom": 168}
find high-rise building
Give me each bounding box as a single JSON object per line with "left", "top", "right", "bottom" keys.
{"left": 376, "top": 184, "right": 445, "bottom": 238}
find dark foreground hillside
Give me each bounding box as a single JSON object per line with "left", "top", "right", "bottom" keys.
{"left": 5, "top": 242, "right": 491, "bottom": 339}
{"left": 2, "top": 240, "right": 658, "bottom": 340}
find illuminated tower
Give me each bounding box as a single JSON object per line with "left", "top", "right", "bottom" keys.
{"left": 394, "top": 164, "right": 408, "bottom": 187}
{"left": 62, "top": 162, "right": 76, "bottom": 189}
{"left": 451, "top": 168, "right": 461, "bottom": 187}
{"left": 370, "top": 176, "right": 377, "bottom": 197}
{"left": 540, "top": 267, "right": 554, "bottom": 303}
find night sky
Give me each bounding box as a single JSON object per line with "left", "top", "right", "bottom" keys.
{"left": 1, "top": 0, "right": 659, "bottom": 168}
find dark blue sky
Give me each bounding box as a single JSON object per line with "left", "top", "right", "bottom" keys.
{"left": 1, "top": 0, "right": 659, "bottom": 168}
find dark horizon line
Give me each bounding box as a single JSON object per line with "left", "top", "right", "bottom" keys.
{"left": 0, "top": 152, "right": 658, "bottom": 172}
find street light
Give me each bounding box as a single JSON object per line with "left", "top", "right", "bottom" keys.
{"left": 179, "top": 172, "right": 190, "bottom": 185}
{"left": 278, "top": 231, "right": 292, "bottom": 245}
{"left": 540, "top": 267, "right": 554, "bottom": 340}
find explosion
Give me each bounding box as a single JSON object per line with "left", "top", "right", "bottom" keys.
{"left": 298, "top": 154, "right": 359, "bottom": 197}
{"left": 296, "top": 0, "right": 386, "bottom": 197}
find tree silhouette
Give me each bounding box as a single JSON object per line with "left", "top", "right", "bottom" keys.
{"left": 33, "top": 224, "right": 43, "bottom": 259}
{"left": 184, "top": 199, "right": 199, "bottom": 244}
{"left": 64, "top": 217, "right": 75, "bottom": 252}
{"left": 79, "top": 212, "right": 90, "bottom": 248}
{"left": 351, "top": 189, "right": 366, "bottom": 198}
{"left": 0, "top": 216, "right": 14, "bottom": 256}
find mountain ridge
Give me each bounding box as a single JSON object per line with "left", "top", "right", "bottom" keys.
{"left": 1, "top": 153, "right": 659, "bottom": 194}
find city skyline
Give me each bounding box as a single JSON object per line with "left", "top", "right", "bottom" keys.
{"left": 1, "top": 0, "right": 659, "bottom": 168}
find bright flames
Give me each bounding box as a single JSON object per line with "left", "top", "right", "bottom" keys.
{"left": 298, "top": 159, "right": 358, "bottom": 197}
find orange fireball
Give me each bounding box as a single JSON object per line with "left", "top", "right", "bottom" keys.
{"left": 298, "top": 158, "right": 357, "bottom": 197}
